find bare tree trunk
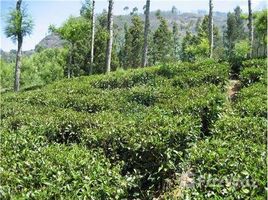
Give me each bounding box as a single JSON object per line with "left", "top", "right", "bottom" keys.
{"left": 14, "top": 36, "right": 22, "bottom": 92}
{"left": 89, "top": 0, "right": 95, "bottom": 74}
{"left": 248, "top": 0, "right": 253, "bottom": 58}
{"left": 209, "top": 0, "right": 213, "bottom": 58}
{"left": 142, "top": 0, "right": 150, "bottom": 67}
{"left": 14, "top": 0, "right": 23, "bottom": 92}
{"left": 105, "top": 0, "right": 114, "bottom": 73}
{"left": 68, "top": 44, "right": 73, "bottom": 79}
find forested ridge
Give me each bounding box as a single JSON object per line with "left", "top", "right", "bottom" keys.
{"left": 0, "top": 0, "right": 267, "bottom": 199}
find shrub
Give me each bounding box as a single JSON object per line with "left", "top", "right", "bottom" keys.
{"left": 183, "top": 115, "right": 266, "bottom": 199}
{"left": 234, "top": 83, "right": 267, "bottom": 118}
{"left": 184, "top": 138, "right": 266, "bottom": 199}
{"left": 242, "top": 59, "right": 267, "bottom": 68}
{"left": 240, "top": 67, "right": 266, "bottom": 86}
{"left": 0, "top": 131, "right": 127, "bottom": 199}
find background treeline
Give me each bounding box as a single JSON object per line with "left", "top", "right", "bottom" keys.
{"left": 1, "top": 1, "right": 267, "bottom": 91}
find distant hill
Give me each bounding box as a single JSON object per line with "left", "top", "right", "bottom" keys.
{"left": 115, "top": 10, "right": 227, "bottom": 35}
{"left": 34, "top": 33, "right": 66, "bottom": 51}
{"left": 1, "top": 11, "right": 227, "bottom": 62}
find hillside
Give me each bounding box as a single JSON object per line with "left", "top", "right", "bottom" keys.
{"left": 115, "top": 10, "right": 227, "bottom": 34}
{"left": 0, "top": 10, "right": 227, "bottom": 59}
{"left": 1, "top": 59, "right": 266, "bottom": 199}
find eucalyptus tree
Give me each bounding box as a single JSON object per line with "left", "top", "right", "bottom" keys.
{"left": 208, "top": 0, "right": 214, "bottom": 58}
{"left": 152, "top": 12, "right": 173, "bottom": 64}
{"left": 80, "top": 0, "right": 95, "bottom": 74}
{"left": 105, "top": 0, "right": 114, "bottom": 73}
{"left": 142, "top": 0, "right": 150, "bottom": 67}
{"left": 248, "top": 0, "right": 253, "bottom": 58}
{"left": 90, "top": 0, "right": 96, "bottom": 74}
{"left": 4, "top": 0, "right": 34, "bottom": 91}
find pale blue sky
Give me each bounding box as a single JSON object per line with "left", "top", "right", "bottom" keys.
{"left": 1, "top": 0, "right": 266, "bottom": 51}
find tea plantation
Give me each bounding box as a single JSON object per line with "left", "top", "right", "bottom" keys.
{"left": 0, "top": 59, "right": 266, "bottom": 199}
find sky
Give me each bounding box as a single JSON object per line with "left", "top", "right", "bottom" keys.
{"left": 0, "top": 0, "right": 266, "bottom": 51}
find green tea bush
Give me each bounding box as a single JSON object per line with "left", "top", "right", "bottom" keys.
{"left": 212, "top": 116, "right": 266, "bottom": 145}
{"left": 0, "top": 130, "right": 126, "bottom": 199}
{"left": 242, "top": 59, "right": 267, "bottom": 68}
{"left": 3, "top": 59, "right": 265, "bottom": 199}
{"left": 81, "top": 109, "right": 201, "bottom": 197}
{"left": 184, "top": 138, "right": 265, "bottom": 199}
{"left": 240, "top": 59, "right": 267, "bottom": 87}
{"left": 183, "top": 115, "right": 266, "bottom": 199}
{"left": 240, "top": 67, "right": 266, "bottom": 86}
{"left": 92, "top": 67, "right": 158, "bottom": 89}
{"left": 234, "top": 83, "right": 267, "bottom": 118}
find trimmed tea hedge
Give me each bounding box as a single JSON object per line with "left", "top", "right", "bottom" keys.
{"left": 2, "top": 59, "right": 265, "bottom": 199}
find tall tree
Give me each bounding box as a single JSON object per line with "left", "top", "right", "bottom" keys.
{"left": 51, "top": 17, "right": 90, "bottom": 78}
{"left": 142, "top": 0, "right": 150, "bottom": 67}
{"left": 254, "top": 10, "right": 267, "bottom": 57}
{"left": 129, "top": 15, "right": 144, "bottom": 68}
{"left": 225, "top": 6, "right": 246, "bottom": 57}
{"left": 4, "top": 0, "right": 34, "bottom": 91}
{"left": 152, "top": 13, "right": 173, "bottom": 64}
{"left": 172, "top": 22, "right": 180, "bottom": 61}
{"left": 90, "top": 0, "right": 95, "bottom": 74}
{"left": 105, "top": 0, "right": 114, "bottom": 73}
{"left": 208, "top": 0, "right": 213, "bottom": 58}
{"left": 248, "top": 0, "right": 253, "bottom": 58}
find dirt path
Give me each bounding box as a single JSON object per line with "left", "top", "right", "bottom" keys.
{"left": 157, "top": 80, "right": 242, "bottom": 199}
{"left": 227, "top": 80, "right": 241, "bottom": 102}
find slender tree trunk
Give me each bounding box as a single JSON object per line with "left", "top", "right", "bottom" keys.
{"left": 68, "top": 44, "right": 73, "bottom": 79}
{"left": 248, "top": 0, "right": 253, "bottom": 58}
{"left": 142, "top": 0, "right": 150, "bottom": 67}
{"left": 209, "top": 0, "right": 213, "bottom": 58}
{"left": 105, "top": 0, "right": 114, "bottom": 73}
{"left": 89, "top": 0, "right": 95, "bottom": 74}
{"left": 14, "top": 36, "right": 22, "bottom": 92}
{"left": 14, "top": 0, "right": 23, "bottom": 92}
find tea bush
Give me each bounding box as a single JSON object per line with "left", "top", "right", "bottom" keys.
{"left": 0, "top": 131, "right": 127, "bottom": 199}
{"left": 2, "top": 59, "right": 265, "bottom": 199}
{"left": 234, "top": 83, "right": 267, "bottom": 118}
{"left": 177, "top": 59, "right": 267, "bottom": 199}
{"left": 240, "top": 59, "right": 267, "bottom": 86}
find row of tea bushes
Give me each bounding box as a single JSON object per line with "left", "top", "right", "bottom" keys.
{"left": 177, "top": 59, "right": 267, "bottom": 199}
{"left": 0, "top": 130, "right": 127, "bottom": 199}
{"left": 234, "top": 83, "right": 267, "bottom": 118}
{"left": 182, "top": 115, "right": 266, "bottom": 199}
{"left": 1, "top": 60, "right": 230, "bottom": 198}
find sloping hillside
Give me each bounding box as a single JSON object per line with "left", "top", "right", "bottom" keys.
{"left": 1, "top": 59, "right": 266, "bottom": 199}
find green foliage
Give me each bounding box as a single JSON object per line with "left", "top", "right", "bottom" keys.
{"left": 182, "top": 112, "right": 266, "bottom": 199}
{"left": 4, "top": 6, "right": 34, "bottom": 42}
{"left": 233, "top": 40, "right": 250, "bottom": 59}
{"left": 120, "top": 15, "right": 144, "bottom": 69}
{"left": 225, "top": 7, "right": 246, "bottom": 49}
{"left": 0, "top": 59, "right": 14, "bottom": 91}
{"left": 240, "top": 59, "right": 267, "bottom": 86}
{"left": 242, "top": 59, "right": 267, "bottom": 68}
{"left": 180, "top": 32, "right": 199, "bottom": 62}
{"left": 55, "top": 16, "right": 90, "bottom": 44}
{"left": 92, "top": 11, "right": 120, "bottom": 73}
{"left": 229, "top": 40, "right": 250, "bottom": 76}
{"left": 1, "top": 59, "right": 265, "bottom": 199}
{"left": 80, "top": 0, "right": 93, "bottom": 19}
{"left": 0, "top": 132, "right": 127, "bottom": 199}
{"left": 1, "top": 61, "right": 229, "bottom": 198}
{"left": 235, "top": 83, "right": 267, "bottom": 118}
{"left": 240, "top": 67, "right": 266, "bottom": 86}
{"left": 152, "top": 15, "right": 173, "bottom": 64}
{"left": 254, "top": 9, "right": 267, "bottom": 45}
{"left": 185, "top": 137, "right": 265, "bottom": 199}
